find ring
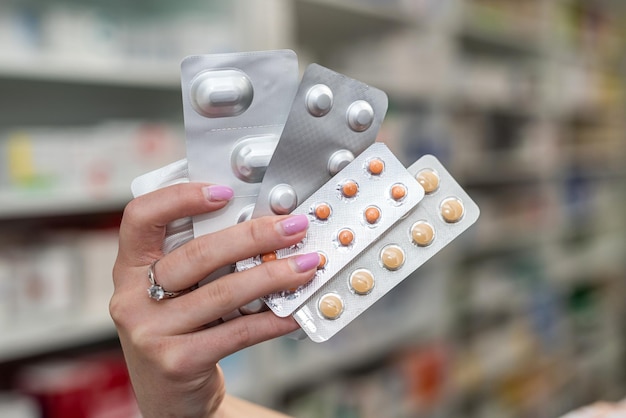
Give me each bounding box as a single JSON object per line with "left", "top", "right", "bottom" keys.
{"left": 147, "top": 260, "right": 190, "bottom": 301}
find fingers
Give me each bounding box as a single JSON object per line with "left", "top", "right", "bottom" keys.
{"left": 154, "top": 214, "right": 311, "bottom": 291}
{"left": 192, "top": 311, "right": 300, "bottom": 363}
{"left": 116, "top": 183, "right": 233, "bottom": 266}
{"left": 165, "top": 252, "right": 320, "bottom": 333}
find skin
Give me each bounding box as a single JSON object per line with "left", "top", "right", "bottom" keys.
{"left": 110, "top": 182, "right": 317, "bottom": 417}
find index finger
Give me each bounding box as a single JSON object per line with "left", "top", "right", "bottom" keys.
{"left": 116, "top": 183, "right": 233, "bottom": 266}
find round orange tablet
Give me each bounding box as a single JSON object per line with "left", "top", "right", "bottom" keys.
{"left": 337, "top": 228, "right": 354, "bottom": 246}
{"left": 261, "top": 252, "right": 277, "bottom": 262}
{"left": 367, "top": 158, "right": 384, "bottom": 175}
{"left": 341, "top": 180, "right": 358, "bottom": 198}
{"left": 364, "top": 206, "right": 381, "bottom": 224}
{"left": 350, "top": 269, "right": 375, "bottom": 295}
{"left": 317, "top": 252, "right": 327, "bottom": 269}
{"left": 318, "top": 293, "right": 344, "bottom": 320}
{"left": 380, "top": 244, "right": 405, "bottom": 271}
{"left": 411, "top": 221, "right": 435, "bottom": 247}
{"left": 314, "top": 203, "right": 331, "bottom": 220}
{"left": 390, "top": 183, "right": 407, "bottom": 201}
{"left": 441, "top": 197, "right": 464, "bottom": 223}
{"left": 416, "top": 169, "right": 440, "bottom": 194}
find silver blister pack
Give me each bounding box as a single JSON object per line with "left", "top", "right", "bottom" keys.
{"left": 251, "top": 63, "right": 389, "bottom": 219}
{"left": 130, "top": 158, "right": 194, "bottom": 254}
{"left": 181, "top": 50, "right": 299, "bottom": 237}
{"left": 237, "top": 143, "right": 425, "bottom": 317}
{"left": 294, "top": 154, "right": 480, "bottom": 342}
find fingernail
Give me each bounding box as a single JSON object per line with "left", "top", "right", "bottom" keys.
{"left": 277, "top": 214, "right": 309, "bottom": 236}
{"left": 203, "top": 185, "right": 234, "bottom": 202}
{"left": 290, "top": 252, "right": 321, "bottom": 273}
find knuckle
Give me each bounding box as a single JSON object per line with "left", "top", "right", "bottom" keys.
{"left": 231, "top": 321, "right": 253, "bottom": 347}
{"left": 248, "top": 217, "right": 272, "bottom": 245}
{"left": 206, "top": 280, "right": 235, "bottom": 310}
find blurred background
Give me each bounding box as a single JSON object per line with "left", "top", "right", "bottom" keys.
{"left": 0, "top": 0, "right": 625, "bottom": 417}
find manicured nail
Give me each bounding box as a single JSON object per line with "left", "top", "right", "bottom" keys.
{"left": 203, "top": 185, "right": 234, "bottom": 202}
{"left": 277, "top": 214, "right": 309, "bottom": 236}
{"left": 290, "top": 252, "right": 321, "bottom": 273}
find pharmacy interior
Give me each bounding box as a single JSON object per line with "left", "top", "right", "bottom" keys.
{"left": 0, "top": 0, "right": 625, "bottom": 417}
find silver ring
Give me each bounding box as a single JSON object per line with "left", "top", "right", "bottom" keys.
{"left": 147, "top": 260, "right": 189, "bottom": 301}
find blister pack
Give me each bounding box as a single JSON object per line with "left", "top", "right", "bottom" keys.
{"left": 181, "top": 50, "right": 299, "bottom": 237}
{"left": 237, "top": 142, "right": 426, "bottom": 317}
{"left": 251, "top": 63, "right": 388, "bottom": 219}
{"left": 130, "top": 158, "right": 194, "bottom": 254}
{"left": 293, "top": 154, "right": 480, "bottom": 342}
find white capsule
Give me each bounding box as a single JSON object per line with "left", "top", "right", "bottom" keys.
{"left": 190, "top": 69, "right": 253, "bottom": 118}
{"left": 327, "top": 149, "right": 355, "bottom": 176}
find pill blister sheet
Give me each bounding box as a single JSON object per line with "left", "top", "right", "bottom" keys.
{"left": 251, "top": 63, "right": 388, "bottom": 219}
{"left": 181, "top": 50, "right": 299, "bottom": 237}
{"left": 294, "top": 154, "right": 480, "bottom": 342}
{"left": 237, "top": 142, "right": 425, "bottom": 317}
{"left": 130, "top": 158, "right": 194, "bottom": 254}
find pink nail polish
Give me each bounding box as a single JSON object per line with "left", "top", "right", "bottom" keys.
{"left": 278, "top": 214, "right": 309, "bottom": 236}
{"left": 203, "top": 185, "right": 234, "bottom": 202}
{"left": 291, "top": 252, "right": 320, "bottom": 273}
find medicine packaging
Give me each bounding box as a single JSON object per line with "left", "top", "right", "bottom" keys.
{"left": 294, "top": 154, "right": 480, "bottom": 342}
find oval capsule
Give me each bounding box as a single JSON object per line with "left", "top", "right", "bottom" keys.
{"left": 231, "top": 135, "right": 279, "bottom": 183}
{"left": 190, "top": 70, "right": 253, "bottom": 118}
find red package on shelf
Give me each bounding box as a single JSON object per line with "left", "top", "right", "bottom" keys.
{"left": 16, "top": 352, "right": 139, "bottom": 418}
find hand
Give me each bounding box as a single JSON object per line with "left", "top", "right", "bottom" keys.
{"left": 110, "top": 183, "right": 318, "bottom": 417}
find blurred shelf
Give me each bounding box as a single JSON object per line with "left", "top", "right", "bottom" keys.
{"left": 458, "top": 2, "right": 545, "bottom": 57}
{"left": 0, "top": 188, "right": 131, "bottom": 219}
{"left": 0, "top": 54, "right": 181, "bottom": 89}
{"left": 293, "top": 0, "right": 418, "bottom": 61}
{"left": 0, "top": 313, "right": 116, "bottom": 362}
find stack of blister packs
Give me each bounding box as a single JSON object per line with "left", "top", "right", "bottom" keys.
{"left": 131, "top": 50, "right": 479, "bottom": 342}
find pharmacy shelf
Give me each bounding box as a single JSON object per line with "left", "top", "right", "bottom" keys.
{"left": 0, "top": 54, "right": 180, "bottom": 89}
{"left": 0, "top": 188, "right": 131, "bottom": 219}
{"left": 0, "top": 313, "right": 116, "bottom": 362}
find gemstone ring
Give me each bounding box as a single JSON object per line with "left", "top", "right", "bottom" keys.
{"left": 147, "top": 260, "right": 192, "bottom": 301}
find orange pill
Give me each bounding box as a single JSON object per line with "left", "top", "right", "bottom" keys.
{"left": 317, "top": 252, "right": 327, "bottom": 269}
{"left": 261, "top": 252, "right": 277, "bottom": 262}
{"left": 314, "top": 203, "right": 331, "bottom": 220}
{"left": 367, "top": 158, "right": 384, "bottom": 175}
{"left": 416, "top": 169, "right": 440, "bottom": 194}
{"left": 341, "top": 180, "right": 358, "bottom": 198}
{"left": 337, "top": 228, "right": 354, "bottom": 246}
{"left": 350, "top": 269, "right": 375, "bottom": 295}
{"left": 411, "top": 221, "right": 435, "bottom": 247}
{"left": 390, "top": 183, "right": 407, "bottom": 201}
{"left": 380, "top": 244, "right": 405, "bottom": 271}
{"left": 441, "top": 197, "right": 464, "bottom": 223}
{"left": 318, "top": 293, "right": 344, "bottom": 320}
{"left": 364, "top": 206, "right": 381, "bottom": 224}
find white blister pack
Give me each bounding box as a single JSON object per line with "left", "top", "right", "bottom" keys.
{"left": 237, "top": 142, "right": 425, "bottom": 317}
{"left": 181, "top": 50, "right": 299, "bottom": 237}
{"left": 294, "top": 154, "right": 480, "bottom": 342}
{"left": 251, "top": 63, "right": 388, "bottom": 219}
{"left": 130, "top": 159, "right": 194, "bottom": 254}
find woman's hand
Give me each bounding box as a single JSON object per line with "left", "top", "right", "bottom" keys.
{"left": 110, "top": 183, "right": 318, "bottom": 417}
